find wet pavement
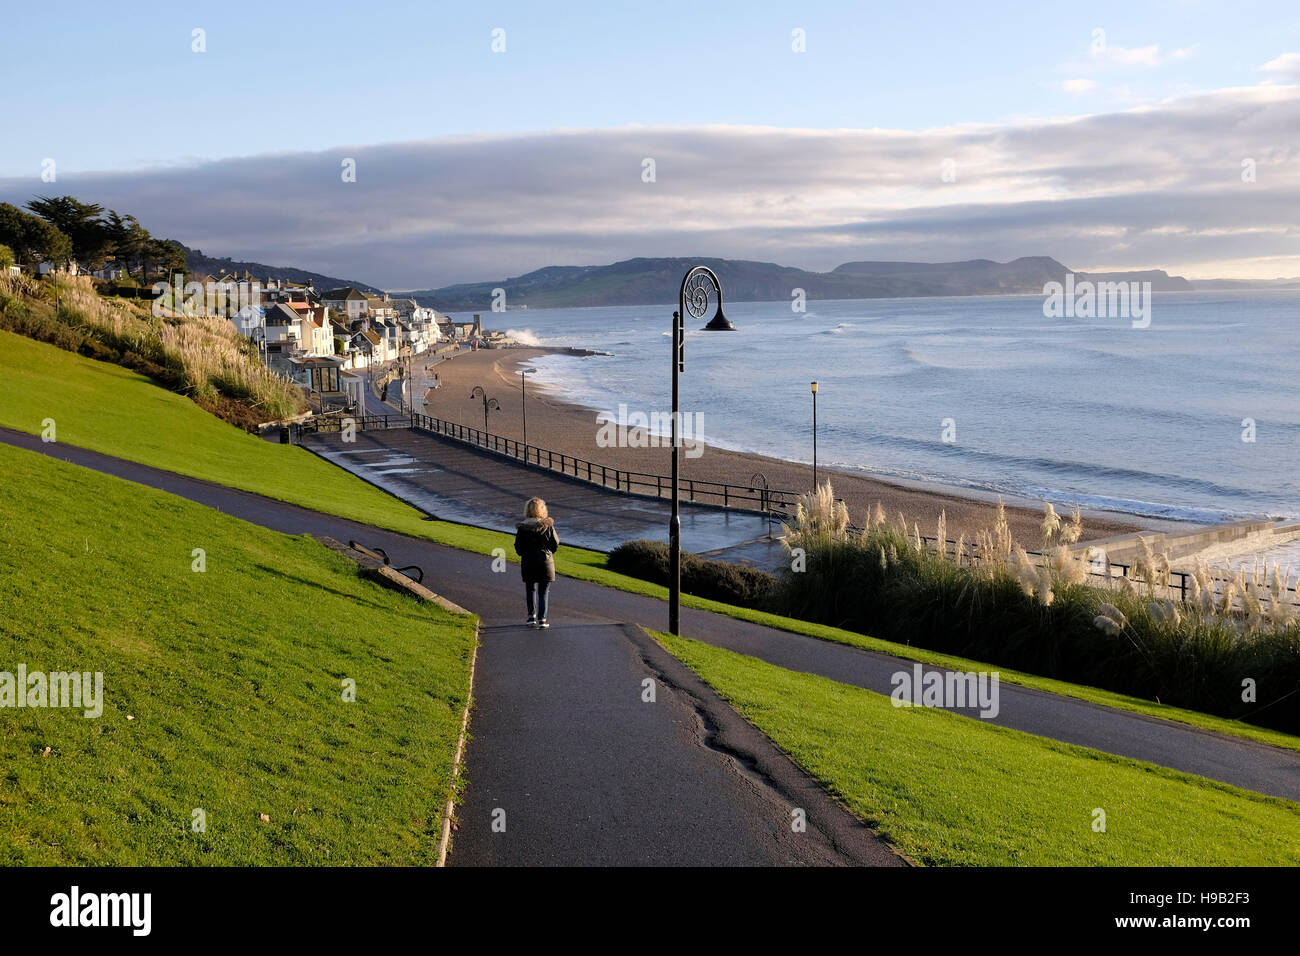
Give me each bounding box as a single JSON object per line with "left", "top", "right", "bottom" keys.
{"left": 300, "top": 428, "right": 775, "bottom": 557}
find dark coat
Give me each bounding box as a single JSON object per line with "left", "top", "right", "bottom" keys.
{"left": 514, "top": 517, "right": 560, "bottom": 583}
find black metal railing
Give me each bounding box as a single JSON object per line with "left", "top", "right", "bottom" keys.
{"left": 299, "top": 414, "right": 410, "bottom": 435}
{"left": 902, "top": 532, "right": 1300, "bottom": 609}
{"left": 406, "top": 411, "right": 802, "bottom": 518}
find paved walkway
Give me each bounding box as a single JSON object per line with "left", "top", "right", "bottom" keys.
{"left": 5, "top": 429, "right": 895, "bottom": 866}
{"left": 301, "top": 426, "right": 781, "bottom": 562}
{"left": 7, "top": 428, "right": 1300, "bottom": 859}
{"left": 457, "top": 621, "right": 898, "bottom": 865}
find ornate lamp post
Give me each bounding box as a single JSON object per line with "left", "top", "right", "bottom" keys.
{"left": 470, "top": 385, "right": 500, "bottom": 433}
{"left": 811, "top": 381, "right": 819, "bottom": 490}
{"left": 669, "top": 265, "right": 736, "bottom": 636}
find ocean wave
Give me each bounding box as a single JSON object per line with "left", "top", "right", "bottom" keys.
{"left": 505, "top": 327, "right": 544, "bottom": 346}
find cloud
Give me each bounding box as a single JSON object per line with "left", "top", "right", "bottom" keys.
{"left": 1062, "top": 78, "right": 1098, "bottom": 94}
{"left": 1097, "top": 44, "right": 1166, "bottom": 67}
{"left": 1260, "top": 52, "right": 1300, "bottom": 82}
{"left": 1064, "top": 39, "right": 1199, "bottom": 75}
{"left": 1, "top": 85, "right": 1296, "bottom": 287}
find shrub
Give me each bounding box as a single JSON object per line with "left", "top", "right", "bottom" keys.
{"left": 1, "top": 274, "right": 306, "bottom": 428}
{"left": 607, "top": 539, "right": 778, "bottom": 607}
{"left": 771, "top": 488, "right": 1300, "bottom": 734}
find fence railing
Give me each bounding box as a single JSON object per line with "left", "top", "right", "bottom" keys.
{"left": 298, "top": 414, "right": 411, "bottom": 434}
{"left": 906, "top": 533, "right": 1300, "bottom": 609}
{"left": 407, "top": 412, "right": 802, "bottom": 517}
{"left": 296, "top": 411, "right": 1298, "bottom": 609}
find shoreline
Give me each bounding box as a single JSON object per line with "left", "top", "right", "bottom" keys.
{"left": 413, "top": 346, "right": 1158, "bottom": 544}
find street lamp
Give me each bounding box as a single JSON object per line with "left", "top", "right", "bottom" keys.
{"left": 470, "top": 385, "right": 500, "bottom": 433}
{"left": 520, "top": 366, "right": 538, "bottom": 459}
{"left": 811, "top": 381, "right": 819, "bottom": 490}
{"left": 669, "top": 265, "right": 736, "bottom": 636}
{"left": 752, "top": 471, "right": 772, "bottom": 537}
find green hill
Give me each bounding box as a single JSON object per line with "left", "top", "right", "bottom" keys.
{"left": 410, "top": 255, "right": 1192, "bottom": 312}
{"left": 0, "top": 442, "right": 476, "bottom": 864}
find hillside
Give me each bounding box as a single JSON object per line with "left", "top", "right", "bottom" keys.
{"left": 182, "top": 243, "right": 382, "bottom": 293}
{"left": 407, "top": 255, "right": 1192, "bottom": 312}
{"left": 0, "top": 441, "right": 476, "bottom": 865}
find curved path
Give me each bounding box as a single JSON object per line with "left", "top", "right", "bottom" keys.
{"left": 5, "top": 428, "right": 1299, "bottom": 863}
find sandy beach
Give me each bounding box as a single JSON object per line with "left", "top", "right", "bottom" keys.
{"left": 414, "top": 346, "right": 1148, "bottom": 544}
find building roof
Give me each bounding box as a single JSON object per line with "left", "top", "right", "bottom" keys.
{"left": 288, "top": 355, "right": 343, "bottom": 368}
{"left": 323, "top": 287, "right": 368, "bottom": 301}
{"left": 265, "top": 302, "right": 301, "bottom": 324}
{"left": 291, "top": 305, "right": 329, "bottom": 327}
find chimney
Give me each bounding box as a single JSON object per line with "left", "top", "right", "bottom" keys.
{"left": 473, "top": 313, "right": 482, "bottom": 336}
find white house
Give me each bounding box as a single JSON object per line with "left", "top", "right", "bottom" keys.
{"left": 341, "top": 327, "right": 390, "bottom": 369}
{"left": 291, "top": 305, "right": 336, "bottom": 358}
{"left": 321, "top": 287, "right": 370, "bottom": 319}
{"left": 38, "top": 261, "right": 82, "bottom": 276}
{"left": 231, "top": 305, "right": 266, "bottom": 338}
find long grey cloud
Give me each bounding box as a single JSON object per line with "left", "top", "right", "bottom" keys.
{"left": 2, "top": 83, "right": 1296, "bottom": 288}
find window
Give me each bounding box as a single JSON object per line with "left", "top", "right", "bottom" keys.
{"left": 314, "top": 366, "right": 340, "bottom": 393}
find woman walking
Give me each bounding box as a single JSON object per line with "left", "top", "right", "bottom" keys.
{"left": 515, "top": 497, "right": 560, "bottom": 628}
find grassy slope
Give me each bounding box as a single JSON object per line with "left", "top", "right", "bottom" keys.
{"left": 2, "top": 329, "right": 1297, "bottom": 753}
{"left": 656, "top": 633, "right": 1300, "bottom": 866}
{"left": 0, "top": 442, "right": 477, "bottom": 865}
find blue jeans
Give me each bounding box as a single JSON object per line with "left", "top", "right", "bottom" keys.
{"left": 526, "top": 581, "right": 550, "bottom": 621}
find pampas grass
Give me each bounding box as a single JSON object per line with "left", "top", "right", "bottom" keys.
{"left": 772, "top": 480, "right": 1300, "bottom": 732}
{"left": 5, "top": 274, "right": 305, "bottom": 423}
{"left": 781, "top": 481, "right": 851, "bottom": 550}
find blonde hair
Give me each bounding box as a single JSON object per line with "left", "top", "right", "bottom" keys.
{"left": 525, "top": 497, "right": 548, "bottom": 519}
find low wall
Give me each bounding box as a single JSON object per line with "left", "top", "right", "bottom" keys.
{"left": 1073, "top": 520, "right": 1300, "bottom": 568}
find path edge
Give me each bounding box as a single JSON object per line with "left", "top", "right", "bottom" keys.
{"left": 625, "top": 623, "right": 915, "bottom": 867}
{"left": 438, "top": 621, "right": 480, "bottom": 867}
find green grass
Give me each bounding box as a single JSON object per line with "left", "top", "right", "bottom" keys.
{"left": 655, "top": 632, "right": 1300, "bottom": 866}
{"left": 0, "top": 442, "right": 478, "bottom": 865}
{"left": 3, "top": 329, "right": 1298, "bottom": 753}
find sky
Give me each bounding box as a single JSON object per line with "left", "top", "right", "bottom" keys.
{"left": 1, "top": 0, "right": 1298, "bottom": 288}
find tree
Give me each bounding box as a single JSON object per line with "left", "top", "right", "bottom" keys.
{"left": 0, "top": 203, "right": 73, "bottom": 266}
{"left": 105, "top": 210, "right": 151, "bottom": 280}
{"left": 25, "top": 195, "right": 112, "bottom": 269}
{"left": 144, "top": 237, "right": 186, "bottom": 286}
{"left": 0, "top": 244, "right": 13, "bottom": 271}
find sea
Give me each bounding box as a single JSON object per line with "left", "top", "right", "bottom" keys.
{"left": 480, "top": 291, "right": 1300, "bottom": 529}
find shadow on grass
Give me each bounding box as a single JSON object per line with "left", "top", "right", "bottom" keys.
{"left": 252, "top": 563, "right": 426, "bottom": 617}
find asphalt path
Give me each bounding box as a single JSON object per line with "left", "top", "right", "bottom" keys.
{"left": 2, "top": 429, "right": 899, "bottom": 865}
{"left": 6, "top": 427, "right": 1299, "bottom": 863}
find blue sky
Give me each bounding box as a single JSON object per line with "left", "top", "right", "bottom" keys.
{"left": 2, "top": 0, "right": 1298, "bottom": 286}
{"left": 4, "top": 0, "right": 1295, "bottom": 174}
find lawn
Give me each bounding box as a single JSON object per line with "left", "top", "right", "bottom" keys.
{"left": 655, "top": 632, "right": 1300, "bottom": 866}
{"left": 0, "top": 442, "right": 478, "bottom": 865}
{"left": 3, "top": 330, "right": 1297, "bottom": 753}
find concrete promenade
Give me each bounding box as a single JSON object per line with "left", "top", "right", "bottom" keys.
{"left": 301, "top": 426, "right": 786, "bottom": 565}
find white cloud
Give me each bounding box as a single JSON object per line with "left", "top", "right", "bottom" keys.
{"left": 1096, "top": 44, "right": 1165, "bottom": 67}
{"left": 1, "top": 86, "right": 1295, "bottom": 286}
{"left": 1062, "top": 78, "right": 1098, "bottom": 94}
{"left": 1260, "top": 52, "right": 1300, "bottom": 81}
{"left": 1069, "top": 41, "right": 1199, "bottom": 74}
